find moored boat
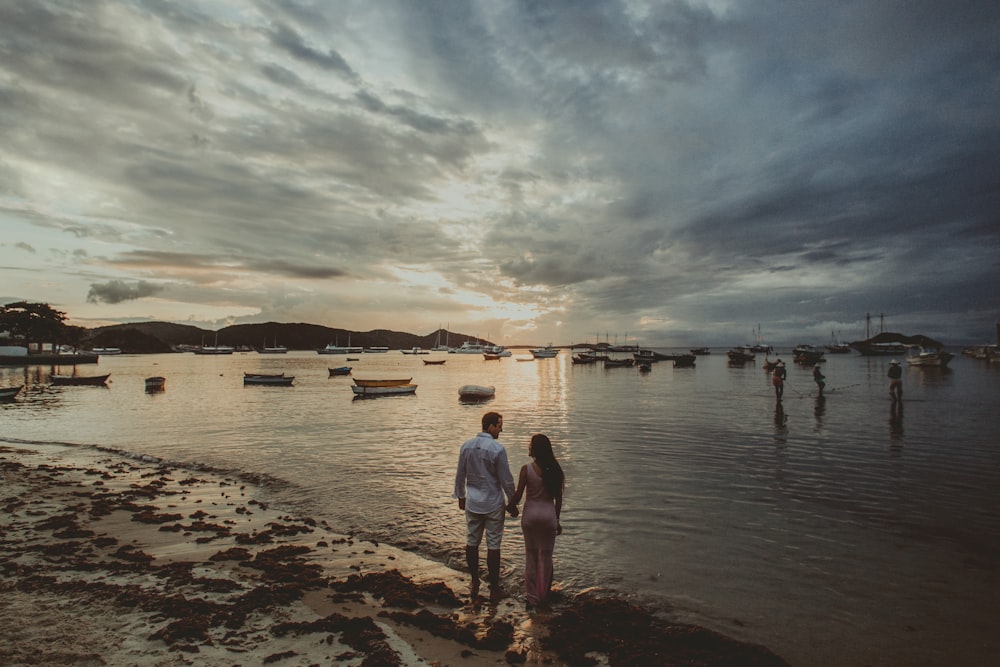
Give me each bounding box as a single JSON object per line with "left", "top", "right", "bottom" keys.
{"left": 353, "top": 377, "right": 412, "bottom": 388}
{"left": 244, "top": 373, "right": 294, "bottom": 386}
{"left": 365, "top": 347, "right": 390, "bottom": 353}
{"left": 328, "top": 366, "right": 352, "bottom": 376}
{"left": 905, "top": 346, "right": 954, "bottom": 367}
{"left": 351, "top": 383, "right": 417, "bottom": 397}
{"left": 144, "top": 376, "right": 166, "bottom": 391}
{"left": 92, "top": 347, "right": 122, "bottom": 355}
{"left": 672, "top": 354, "right": 696, "bottom": 368}
{"left": 401, "top": 347, "right": 429, "bottom": 355}
{"left": 51, "top": 373, "right": 110, "bottom": 386}
{"left": 603, "top": 357, "right": 635, "bottom": 368}
{"left": 689, "top": 347, "right": 711, "bottom": 355}
{"left": 0, "top": 385, "right": 23, "bottom": 400}
{"left": 260, "top": 338, "right": 287, "bottom": 354}
{"left": 458, "top": 384, "right": 495, "bottom": 400}
{"left": 792, "top": 345, "right": 826, "bottom": 364}
{"left": 422, "top": 359, "right": 447, "bottom": 365}
{"left": 529, "top": 345, "right": 559, "bottom": 358}
{"left": 727, "top": 347, "right": 755, "bottom": 363}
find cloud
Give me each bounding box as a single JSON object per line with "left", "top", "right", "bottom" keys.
{"left": 87, "top": 280, "right": 165, "bottom": 304}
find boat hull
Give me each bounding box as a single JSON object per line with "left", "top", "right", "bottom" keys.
{"left": 351, "top": 384, "right": 417, "bottom": 397}
{"left": 458, "top": 385, "right": 495, "bottom": 400}
{"left": 51, "top": 374, "right": 110, "bottom": 386}
{"left": 353, "top": 378, "right": 412, "bottom": 388}
{"left": 0, "top": 385, "right": 23, "bottom": 400}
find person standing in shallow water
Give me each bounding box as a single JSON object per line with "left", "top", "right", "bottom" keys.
{"left": 772, "top": 360, "right": 787, "bottom": 400}
{"left": 508, "top": 433, "right": 564, "bottom": 609}
{"left": 888, "top": 360, "right": 903, "bottom": 401}
{"left": 812, "top": 364, "right": 826, "bottom": 397}
{"left": 453, "top": 411, "right": 518, "bottom": 602}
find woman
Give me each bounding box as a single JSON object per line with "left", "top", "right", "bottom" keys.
{"left": 508, "top": 433, "right": 564, "bottom": 608}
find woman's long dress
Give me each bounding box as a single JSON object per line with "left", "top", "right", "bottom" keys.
{"left": 520, "top": 464, "right": 558, "bottom": 605}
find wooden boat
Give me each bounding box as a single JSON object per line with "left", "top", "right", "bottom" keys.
{"left": 905, "top": 346, "right": 954, "bottom": 367}
{"left": 672, "top": 354, "right": 696, "bottom": 368}
{"left": 422, "top": 359, "right": 447, "bottom": 365}
{"left": 51, "top": 373, "right": 110, "bottom": 386}
{"left": 483, "top": 353, "right": 502, "bottom": 360}
{"left": 572, "top": 353, "right": 600, "bottom": 365}
{"left": 0, "top": 385, "right": 23, "bottom": 400}
{"left": 244, "top": 374, "right": 294, "bottom": 386}
{"left": 144, "top": 376, "right": 166, "bottom": 391}
{"left": 633, "top": 349, "right": 672, "bottom": 363}
{"left": 458, "top": 384, "right": 495, "bottom": 400}
{"left": 792, "top": 345, "right": 826, "bottom": 364}
{"left": 727, "top": 347, "right": 755, "bottom": 363}
{"left": 328, "top": 366, "right": 353, "bottom": 376}
{"left": 353, "top": 377, "right": 412, "bottom": 388}
{"left": 351, "top": 383, "right": 417, "bottom": 397}
{"left": 689, "top": 347, "right": 711, "bottom": 355}
{"left": 603, "top": 357, "right": 635, "bottom": 368}
{"left": 260, "top": 338, "right": 287, "bottom": 354}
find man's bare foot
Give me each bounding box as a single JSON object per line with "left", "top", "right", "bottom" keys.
{"left": 470, "top": 579, "right": 480, "bottom": 599}
{"left": 489, "top": 585, "right": 510, "bottom": 603}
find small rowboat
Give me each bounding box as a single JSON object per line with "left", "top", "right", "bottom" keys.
{"left": 422, "top": 359, "right": 447, "bottom": 365}
{"left": 458, "top": 384, "right": 495, "bottom": 401}
{"left": 329, "top": 366, "right": 353, "bottom": 376}
{"left": 51, "top": 373, "right": 110, "bottom": 386}
{"left": 244, "top": 373, "right": 294, "bottom": 386}
{"left": 0, "top": 385, "right": 23, "bottom": 400}
{"left": 353, "top": 378, "right": 412, "bottom": 388}
{"left": 351, "top": 383, "right": 417, "bottom": 397}
{"left": 144, "top": 376, "right": 166, "bottom": 391}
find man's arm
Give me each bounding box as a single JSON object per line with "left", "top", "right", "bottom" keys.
{"left": 454, "top": 448, "right": 467, "bottom": 509}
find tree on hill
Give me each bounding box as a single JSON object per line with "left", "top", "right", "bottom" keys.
{"left": 0, "top": 301, "right": 75, "bottom": 348}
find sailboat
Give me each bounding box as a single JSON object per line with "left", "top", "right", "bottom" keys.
{"left": 749, "top": 324, "right": 772, "bottom": 353}
{"left": 260, "top": 337, "right": 288, "bottom": 354}
{"left": 194, "top": 332, "right": 235, "bottom": 355}
{"left": 431, "top": 326, "right": 451, "bottom": 352}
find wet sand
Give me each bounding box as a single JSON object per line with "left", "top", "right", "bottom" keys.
{"left": 0, "top": 443, "right": 789, "bottom": 666}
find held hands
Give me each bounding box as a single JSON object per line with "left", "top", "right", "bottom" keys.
{"left": 557, "top": 523, "right": 562, "bottom": 535}
{"left": 507, "top": 502, "right": 519, "bottom": 518}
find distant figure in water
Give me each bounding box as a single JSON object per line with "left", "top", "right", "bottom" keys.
{"left": 888, "top": 360, "right": 903, "bottom": 401}
{"left": 812, "top": 364, "right": 826, "bottom": 397}
{"left": 772, "top": 360, "right": 786, "bottom": 400}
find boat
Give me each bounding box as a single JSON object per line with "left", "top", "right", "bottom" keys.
{"left": 572, "top": 352, "right": 600, "bottom": 365}
{"left": 529, "top": 345, "right": 559, "bottom": 358}
{"left": 51, "top": 373, "right": 110, "bottom": 386}
{"left": 422, "top": 358, "right": 447, "bottom": 365}
{"left": 194, "top": 333, "right": 234, "bottom": 355}
{"left": 458, "top": 384, "right": 495, "bottom": 400}
{"left": 689, "top": 347, "right": 711, "bottom": 355}
{"left": 431, "top": 328, "right": 451, "bottom": 352}
{"left": 318, "top": 337, "right": 363, "bottom": 354}
{"left": 260, "top": 338, "right": 287, "bottom": 354}
{"left": 792, "top": 345, "right": 826, "bottom": 364}
{"left": 353, "top": 377, "right": 412, "bottom": 388}
{"left": 244, "top": 373, "right": 294, "bottom": 386}
{"left": 824, "top": 331, "right": 852, "bottom": 354}
{"left": 633, "top": 349, "right": 672, "bottom": 363}
{"left": 328, "top": 366, "right": 353, "bottom": 376}
{"left": 365, "top": 346, "right": 390, "bottom": 353}
{"left": 637, "top": 362, "right": 652, "bottom": 373}
{"left": 727, "top": 347, "right": 755, "bottom": 363}
{"left": 483, "top": 353, "right": 502, "bottom": 361}
{"left": 453, "top": 340, "right": 486, "bottom": 354}
{"left": 603, "top": 357, "right": 635, "bottom": 368}
{"left": 401, "top": 347, "right": 429, "bottom": 355}
{"left": 484, "top": 345, "right": 512, "bottom": 357}
{"left": 672, "top": 354, "right": 697, "bottom": 368}
{"left": 905, "top": 346, "right": 954, "bottom": 367}
{"left": 144, "top": 376, "right": 166, "bottom": 391}
{"left": 0, "top": 385, "right": 23, "bottom": 400}
{"left": 351, "top": 384, "right": 417, "bottom": 397}
{"left": 749, "top": 324, "right": 772, "bottom": 353}
{"left": 92, "top": 347, "right": 122, "bottom": 355}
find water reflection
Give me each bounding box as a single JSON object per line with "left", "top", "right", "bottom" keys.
{"left": 813, "top": 395, "right": 826, "bottom": 427}
{"left": 773, "top": 400, "right": 788, "bottom": 443}
{"left": 889, "top": 400, "right": 904, "bottom": 443}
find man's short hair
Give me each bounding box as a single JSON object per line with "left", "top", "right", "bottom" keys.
{"left": 482, "top": 411, "right": 503, "bottom": 431}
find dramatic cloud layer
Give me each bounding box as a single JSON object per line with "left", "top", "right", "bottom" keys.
{"left": 1, "top": 0, "right": 998, "bottom": 345}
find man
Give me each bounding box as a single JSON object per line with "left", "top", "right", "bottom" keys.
{"left": 888, "top": 360, "right": 903, "bottom": 401}
{"left": 454, "top": 411, "right": 518, "bottom": 601}
{"left": 772, "top": 360, "right": 787, "bottom": 400}
{"left": 812, "top": 364, "right": 826, "bottom": 397}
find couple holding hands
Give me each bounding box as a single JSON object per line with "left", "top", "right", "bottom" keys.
{"left": 453, "top": 411, "right": 564, "bottom": 607}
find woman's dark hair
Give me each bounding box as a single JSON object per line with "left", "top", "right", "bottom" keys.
{"left": 529, "top": 433, "right": 564, "bottom": 499}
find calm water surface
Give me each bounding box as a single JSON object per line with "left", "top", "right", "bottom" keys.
{"left": 3, "top": 350, "right": 999, "bottom": 666}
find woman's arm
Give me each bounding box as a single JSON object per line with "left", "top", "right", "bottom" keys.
{"left": 508, "top": 465, "right": 528, "bottom": 512}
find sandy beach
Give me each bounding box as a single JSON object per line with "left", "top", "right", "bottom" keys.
{"left": 1, "top": 442, "right": 789, "bottom": 666}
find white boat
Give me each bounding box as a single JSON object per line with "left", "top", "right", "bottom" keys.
{"left": 484, "top": 345, "right": 511, "bottom": 357}
{"left": 194, "top": 333, "right": 234, "bottom": 355}
{"left": 530, "top": 345, "right": 559, "bottom": 358}
{"left": 260, "top": 338, "right": 287, "bottom": 354}
{"left": 353, "top": 377, "right": 412, "bottom": 388}
{"left": 431, "top": 328, "right": 451, "bottom": 352}
{"left": 906, "top": 346, "right": 954, "bottom": 367}
{"left": 318, "top": 337, "right": 364, "bottom": 354}
{"left": 365, "top": 346, "right": 390, "bottom": 353}
{"left": 453, "top": 340, "right": 486, "bottom": 354}
{"left": 92, "top": 347, "right": 122, "bottom": 355}
{"left": 351, "top": 383, "right": 417, "bottom": 397}
{"left": 458, "top": 384, "right": 495, "bottom": 400}
{"left": 401, "top": 347, "right": 429, "bottom": 355}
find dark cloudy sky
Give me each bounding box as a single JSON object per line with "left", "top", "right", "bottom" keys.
{"left": 2, "top": 0, "right": 998, "bottom": 346}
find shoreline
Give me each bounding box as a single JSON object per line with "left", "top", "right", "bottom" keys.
{"left": 1, "top": 442, "right": 789, "bottom": 666}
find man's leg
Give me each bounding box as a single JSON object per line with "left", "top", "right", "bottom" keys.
{"left": 466, "top": 545, "right": 480, "bottom": 597}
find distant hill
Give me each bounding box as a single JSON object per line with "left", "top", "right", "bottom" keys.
{"left": 81, "top": 322, "right": 483, "bottom": 354}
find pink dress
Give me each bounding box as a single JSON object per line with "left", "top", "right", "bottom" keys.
{"left": 520, "top": 464, "right": 558, "bottom": 604}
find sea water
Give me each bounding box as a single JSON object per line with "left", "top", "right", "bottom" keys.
{"left": 2, "top": 349, "right": 998, "bottom": 666}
